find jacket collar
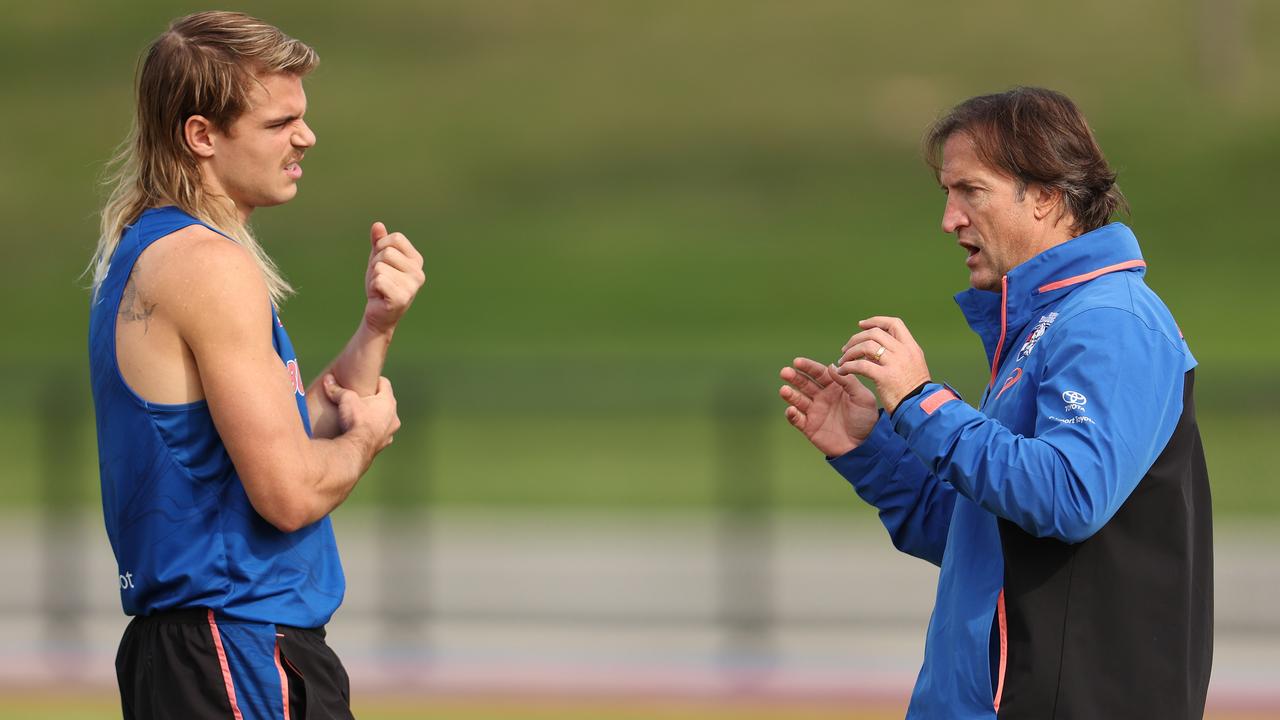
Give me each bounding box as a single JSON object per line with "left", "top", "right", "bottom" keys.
{"left": 953, "top": 222, "right": 1147, "bottom": 377}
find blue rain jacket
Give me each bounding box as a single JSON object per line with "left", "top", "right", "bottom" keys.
{"left": 829, "top": 223, "right": 1196, "bottom": 718}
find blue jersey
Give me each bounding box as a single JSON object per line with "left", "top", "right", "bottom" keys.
{"left": 89, "top": 206, "right": 345, "bottom": 628}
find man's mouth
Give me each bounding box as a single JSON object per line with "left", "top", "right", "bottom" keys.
{"left": 959, "top": 240, "right": 981, "bottom": 265}
{"left": 284, "top": 161, "right": 302, "bottom": 180}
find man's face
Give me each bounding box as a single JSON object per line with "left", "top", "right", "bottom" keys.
{"left": 938, "top": 132, "right": 1038, "bottom": 291}
{"left": 206, "top": 72, "right": 315, "bottom": 220}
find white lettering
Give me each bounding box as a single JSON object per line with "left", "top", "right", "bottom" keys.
{"left": 119, "top": 571, "right": 134, "bottom": 589}
{"left": 1048, "top": 415, "right": 1096, "bottom": 425}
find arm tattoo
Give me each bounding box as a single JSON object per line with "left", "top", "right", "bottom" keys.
{"left": 119, "top": 265, "right": 158, "bottom": 333}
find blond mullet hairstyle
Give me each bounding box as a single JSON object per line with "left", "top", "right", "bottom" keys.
{"left": 91, "top": 11, "right": 318, "bottom": 305}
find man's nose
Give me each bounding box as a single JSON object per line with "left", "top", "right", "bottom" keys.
{"left": 293, "top": 119, "right": 316, "bottom": 148}
{"left": 941, "top": 199, "right": 967, "bottom": 234}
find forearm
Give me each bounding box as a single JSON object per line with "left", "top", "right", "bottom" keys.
{"left": 307, "top": 319, "right": 394, "bottom": 437}
{"left": 895, "top": 395, "right": 1090, "bottom": 541}
{"left": 891, "top": 382, "right": 1169, "bottom": 544}
{"left": 248, "top": 431, "right": 376, "bottom": 532}
{"left": 829, "top": 412, "right": 955, "bottom": 566}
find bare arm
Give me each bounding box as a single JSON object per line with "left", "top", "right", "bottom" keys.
{"left": 307, "top": 221, "right": 425, "bottom": 438}
{"left": 164, "top": 230, "right": 400, "bottom": 532}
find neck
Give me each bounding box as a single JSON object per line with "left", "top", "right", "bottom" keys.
{"left": 197, "top": 164, "right": 252, "bottom": 223}
{"left": 1024, "top": 216, "right": 1077, "bottom": 264}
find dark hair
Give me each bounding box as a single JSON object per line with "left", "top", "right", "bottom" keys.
{"left": 924, "top": 87, "right": 1128, "bottom": 233}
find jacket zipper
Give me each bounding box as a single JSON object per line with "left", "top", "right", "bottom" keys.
{"left": 991, "top": 275, "right": 1010, "bottom": 715}
{"left": 988, "top": 275, "right": 1010, "bottom": 389}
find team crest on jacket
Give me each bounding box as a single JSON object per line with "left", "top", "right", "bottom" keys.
{"left": 1017, "top": 312, "right": 1058, "bottom": 361}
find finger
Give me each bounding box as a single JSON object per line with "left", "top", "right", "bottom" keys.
{"left": 371, "top": 246, "right": 415, "bottom": 274}
{"left": 779, "top": 385, "right": 812, "bottom": 413}
{"left": 369, "top": 250, "right": 428, "bottom": 290}
{"left": 859, "top": 316, "right": 915, "bottom": 345}
{"left": 374, "top": 233, "right": 422, "bottom": 265}
{"left": 844, "top": 372, "right": 878, "bottom": 404}
{"left": 370, "top": 271, "right": 391, "bottom": 301}
{"left": 838, "top": 340, "right": 889, "bottom": 366}
{"left": 370, "top": 263, "right": 408, "bottom": 296}
{"left": 835, "top": 358, "right": 883, "bottom": 382}
{"left": 323, "top": 374, "right": 354, "bottom": 404}
{"left": 828, "top": 365, "right": 862, "bottom": 392}
{"left": 791, "top": 357, "right": 833, "bottom": 385}
{"left": 841, "top": 327, "right": 897, "bottom": 354}
{"left": 780, "top": 366, "right": 825, "bottom": 397}
{"left": 371, "top": 270, "right": 415, "bottom": 308}
{"left": 370, "top": 222, "right": 389, "bottom": 249}
{"left": 377, "top": 376, "right": 394, "bottom": 395}
{"left": 784, "top": 405, "right": 807, "bottom": 431}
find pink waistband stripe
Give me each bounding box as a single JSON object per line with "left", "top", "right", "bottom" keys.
{"left": 274, "top": 641, "right": 291, "bottom": 720}
{"left": 206, "top": 610, "right": 245, "bottom": 720}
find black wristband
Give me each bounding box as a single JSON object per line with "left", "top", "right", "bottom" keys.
{"left": 896, "top": 380, "right": 933, "bottom": 408}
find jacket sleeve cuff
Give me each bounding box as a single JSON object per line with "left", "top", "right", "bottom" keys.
{"left": 827, "top": 410, "right": 910, "bottom": 494}
{"left": 891, "top": 382, "right": 964, "bottom": 438}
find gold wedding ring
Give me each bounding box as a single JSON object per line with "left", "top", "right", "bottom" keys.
{"left": 873, "top": 344, "right": 887, "bottom": 363}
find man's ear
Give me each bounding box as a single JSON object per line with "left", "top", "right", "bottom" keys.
{"left": 184, "top": 115, "right": 216, "bottom": 159}
{"left": 1030, "top": 183, "right": 1063, "bottom": 222}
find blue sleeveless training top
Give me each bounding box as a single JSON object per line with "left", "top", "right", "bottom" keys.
{"left": 88, "top": 206, "right": 345, "bottom": 627}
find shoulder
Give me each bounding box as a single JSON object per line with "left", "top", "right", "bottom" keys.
{"left": 141, "top": 225, "right": 272, "bottom": 334}
{"left": 1053, "top": 274, "right": 1182, "bottom": 348}
{"left": 1037, "top": 280, "right": 1187, "bottom": 371}
{"left": 144, "top": 225, "right": 266, "bottom": 295}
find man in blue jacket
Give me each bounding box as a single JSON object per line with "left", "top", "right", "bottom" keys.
{"left": 778, "top": 87, "right": 1212, "bottom": 719}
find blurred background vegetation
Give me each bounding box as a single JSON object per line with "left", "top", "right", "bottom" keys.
{"left": 0, "top": 0, "right": 1276, "bottom": 516}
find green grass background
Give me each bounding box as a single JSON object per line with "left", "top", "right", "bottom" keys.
{"left": 0, "top": 0, "right": 1276, "bottom": 516}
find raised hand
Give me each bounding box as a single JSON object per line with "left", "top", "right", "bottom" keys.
{"left": 834, "top": 316, "right": 932, "bottom": 414}
{"left": 779, "top": 356, "right": 879, "bottom": 457}
{"left": 363, "top": 222, "right": 426, "bottom": 335}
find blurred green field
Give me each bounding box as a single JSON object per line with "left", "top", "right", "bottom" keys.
{"left": 3, "top": 396, "right": 1277, "bottom": 518}
{"left": 0, "top": 0, "right": 1276, "bottom": 515}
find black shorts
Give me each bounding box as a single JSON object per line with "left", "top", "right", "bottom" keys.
{"left": 116, "top": 608, "right": 353, "bottom": 720}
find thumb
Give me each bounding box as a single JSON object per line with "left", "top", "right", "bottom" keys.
{"left": 828, "top": 364, "right": 863, "bottom": 391}
{"left": 323, "top": 374, "right": 350, "bottom": 403}
{"left": 375, "top": 375, "right": 393, "bottom": 396}
{"left": 370, "top": 221, "right": 389, "bottom": 249}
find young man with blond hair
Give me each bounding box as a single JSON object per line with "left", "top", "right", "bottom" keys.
{"left": 88, "top": 11, "right": 425, "bottom": 719}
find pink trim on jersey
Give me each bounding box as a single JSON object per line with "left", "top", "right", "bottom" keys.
{"left": 206, "top": 610, "right": 245, "bottom": 720}
{"left": 274, "top": 640, "right": 291, "bottom": 720}
{"left": 994, "top": 589, "right": 1008, "bottom": 712}
{"left": 920, "top": 389, "right": 959, "bottom": 415}
{"left": 1036, "top": 259, "right": 1146, "bottom": 293}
